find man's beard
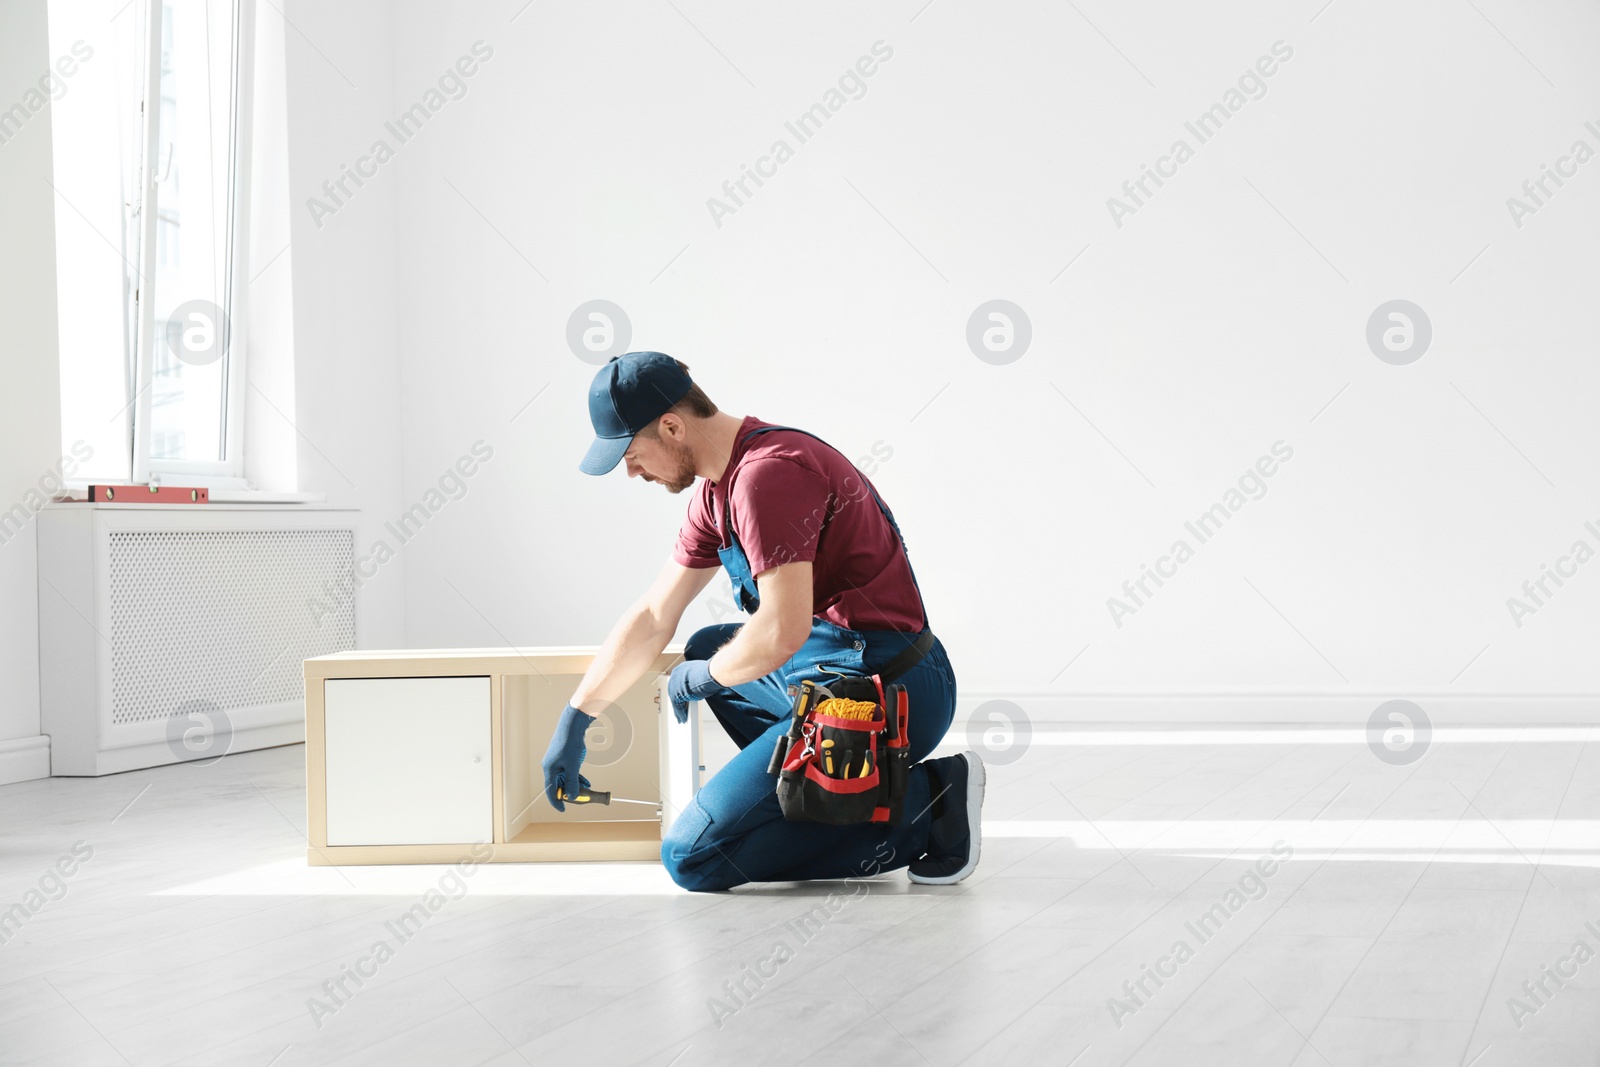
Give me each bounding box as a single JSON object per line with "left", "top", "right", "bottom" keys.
{"left": 647, "top": 440, "right": 697, "bottom": 494}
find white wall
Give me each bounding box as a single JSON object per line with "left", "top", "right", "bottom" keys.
{"left": 361, "top": 0, "right": 1600, "bottom": 701}
{"left": 277, "top": 0, "right": 408, "bottom": 651}
{"left": 0, "top": 0, "right": 64, "bottom": 778}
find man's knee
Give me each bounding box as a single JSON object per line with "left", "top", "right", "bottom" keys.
{"left": 660, "top": 819, "right": 738, "bottom": 893}
{"left": 661, "top": 848, "right": 734, "bottom": 893}
{"left": 685, "top": 623, "right": 741, "bottom": 664}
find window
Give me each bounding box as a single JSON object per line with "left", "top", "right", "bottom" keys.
{"left": 124, "top": 0, "right": 252, "bottom": 486}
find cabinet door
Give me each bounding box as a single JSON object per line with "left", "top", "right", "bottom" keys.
{"left": 324, "top": 676, "right": 492, "bottom": 846}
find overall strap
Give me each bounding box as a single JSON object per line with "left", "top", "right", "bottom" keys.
{"left": 722, "top": 424, "right": 929, "bottom": 631}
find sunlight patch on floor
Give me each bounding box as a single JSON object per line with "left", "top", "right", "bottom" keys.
{"left": 153, "top": 857, "right": 682, "bottom": 896}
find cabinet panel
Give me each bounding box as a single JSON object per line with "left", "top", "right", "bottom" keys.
{"left": 324, "top": 676, "right": 491, "bottom": 846}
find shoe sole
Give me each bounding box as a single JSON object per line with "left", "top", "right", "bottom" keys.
{"left": 909, "top": 751, "right": 985, "bottom": 885}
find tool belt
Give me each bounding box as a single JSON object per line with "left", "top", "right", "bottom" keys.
{"left": 765, "top": 630, "right": 934, "bottom": 826}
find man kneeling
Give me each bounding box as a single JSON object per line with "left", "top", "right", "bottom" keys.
{"left": 541, "top": 351, "right": 984, "bottom": 891}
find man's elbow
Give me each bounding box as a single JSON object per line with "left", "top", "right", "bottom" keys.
{"left": 631, "top": 597, "right": 679, "bottom": 639}
{"left": 755, "top": 620, "right": 809, "bottom": 673}
{"left": 778, "top": 621, "right": 812, "bottom": 660}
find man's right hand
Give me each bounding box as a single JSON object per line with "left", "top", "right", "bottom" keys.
{"left": 542, "top": 704, "right": 597, "bottom": 812}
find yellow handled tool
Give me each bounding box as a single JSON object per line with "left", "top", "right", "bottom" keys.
{"left": 556, "top": 786, "right": 658, "bottom": 807}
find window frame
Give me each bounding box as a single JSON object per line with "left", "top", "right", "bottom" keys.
{"left": 128, "top": 0, "right": 255, "bottom": 488}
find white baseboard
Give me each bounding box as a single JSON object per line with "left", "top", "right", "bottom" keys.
{"left": 0, "top": 735, "right": 51, "bottom": 786}
{"left": 73, "top": 720, "right": 306, "bottom": 777}
{"left": 954, "top": 692, "right": 1600, "bottom": 726}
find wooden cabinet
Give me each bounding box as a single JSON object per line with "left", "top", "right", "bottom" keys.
{"left": 304, "top": 647, "right": 696, "bottom": 865}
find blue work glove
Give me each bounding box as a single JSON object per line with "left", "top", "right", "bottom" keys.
{"left": 541, "top": 704, "right": 596, "bottom": 812}
{"left": 668, "top": 659, "right": 722, "bottom": 724}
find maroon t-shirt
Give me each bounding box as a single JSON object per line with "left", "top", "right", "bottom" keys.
{"left": 672, "top": 417, "right": 926, "bottom": 632}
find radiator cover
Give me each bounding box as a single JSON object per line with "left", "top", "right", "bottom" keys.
{"left": 38, "top": 505, "right": 359, "bottom": 775}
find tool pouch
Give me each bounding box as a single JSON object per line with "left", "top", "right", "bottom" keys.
{"left": 767, "top": 676, "right": 911, "bottom": 825}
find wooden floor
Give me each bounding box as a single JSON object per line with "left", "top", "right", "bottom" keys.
{"left": 2, "top": 725, "right": 1598, "bottom": 1066}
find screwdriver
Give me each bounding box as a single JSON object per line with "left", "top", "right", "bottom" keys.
{"left": 556, "top": 786, "right": 658, "bottom": 806}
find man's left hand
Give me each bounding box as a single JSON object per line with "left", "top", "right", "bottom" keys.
{"left": 667, "top": 659, "right": 722, "bottom": 724}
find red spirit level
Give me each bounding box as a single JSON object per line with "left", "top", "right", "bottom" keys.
{"left": 88, "top": 485, "right": 210, "bottom": 503}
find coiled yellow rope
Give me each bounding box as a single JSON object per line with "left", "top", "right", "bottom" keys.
{"left": 813, "top": 697, "right": 879, "bottom": 721}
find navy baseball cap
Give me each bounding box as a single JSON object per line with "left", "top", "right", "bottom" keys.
{"left": 579, "top": 352, "right": 695, "bottom": 475}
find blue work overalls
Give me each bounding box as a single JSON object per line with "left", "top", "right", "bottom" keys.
{"left": 660, "top": 425, "right": 959, "bottom": 891}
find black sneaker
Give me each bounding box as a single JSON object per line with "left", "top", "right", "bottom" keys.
{"left": 908, "top": 751, "right": 985, "bottom": 885}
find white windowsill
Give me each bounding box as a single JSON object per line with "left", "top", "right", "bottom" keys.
{"left": 206, "top": 489, "right": 328, "bottom": 503}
